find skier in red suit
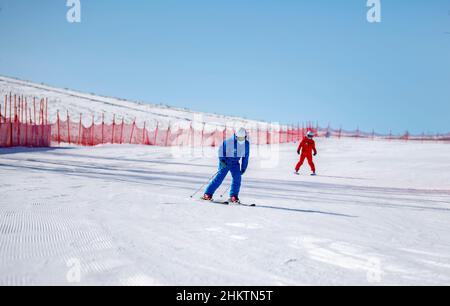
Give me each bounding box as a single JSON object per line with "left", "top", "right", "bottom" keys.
{"left": 295, "top": 131, "right": 317, "bottom": 175}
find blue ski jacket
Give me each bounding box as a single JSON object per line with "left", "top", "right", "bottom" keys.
{"left": 219, "top": 135, "right": 250, "bottom": 173}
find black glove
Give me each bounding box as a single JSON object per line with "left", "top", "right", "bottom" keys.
{"left": 241, "top": 169, "right": 246, "bottom": 175}
{"left": 313, "top": 152, "right": 317, "bottom": 156}
{"left": 297, "top": 150, "right": 300, "bottom": 155}
{"left": 219, "top": 159, "right": 227, "bottom": 169}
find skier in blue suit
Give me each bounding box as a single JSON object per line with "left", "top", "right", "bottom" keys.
{"left": 202, "top": 128, "right": 250, "bottom": 203}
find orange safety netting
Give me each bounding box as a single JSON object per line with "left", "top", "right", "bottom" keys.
{"left": 0, "top": 93, "right": 51, "bottom": 147}
{"left": 0, "top": 123, "right": 52, "bottom": 147}
{"left": 50, "top": 116, "right": 307, "bottom": 147}
{"left": 2, "top": 92, "right": 449, "bottom": 148}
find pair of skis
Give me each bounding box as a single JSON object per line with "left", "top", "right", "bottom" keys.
{"left": 295, "top": 172, "right": 317, "bottom": 176}
{"left": 201, "top": 198, "right": 256, "bottom": 207}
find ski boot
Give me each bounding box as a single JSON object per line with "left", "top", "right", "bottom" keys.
{"left": 201, "top": 194, "right": 213, "bottom": 201}
{"left": 228, "top": 196, "right": 241, "bottom": 204}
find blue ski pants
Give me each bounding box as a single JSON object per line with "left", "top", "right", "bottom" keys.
{"left": 205, "top": 160, "right": 242, "bottom": 197}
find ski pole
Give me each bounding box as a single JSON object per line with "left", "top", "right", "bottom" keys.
{"left": 190, "top": 170, "right": 219, "bottom": 198}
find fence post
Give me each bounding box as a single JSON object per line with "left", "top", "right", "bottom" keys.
{"left": 5, "top": 93, "right": 12, "bottom": 122}
{"left": 112, "top": 114, "right": 116, "bottom": 144}
{"left": 57, "top": 110, "right": 61, "bottom": 145}
{"left": 143, "top": 121, "right": 146, "bottom": 144}
{"left": 41, "top": 99, "right": 44, "bottom": 125}
{"left": 41, "top": 98, "right": 44, "bottom": 124}
{"left": 24, "top": 99, "right": 27, "bottom": 124}
{"left": 101, "top": 113, "right": 104, "bottom": 145}
{"left": 1, "top": 95, "right": 4, "bottom": 123}
{"left": 25, "top": 105, "right": 28, "bottom": 147}
{"left": 38, "top": 99, "right": 41, "bottom": 125}
{"left": 78, "top": 114, "right": 82, "bottom": 145}
{"left": 45, "top": 98, "right": 48, "bottom": 125}
{"left": 29, "top": 108, "right": 32, "bottom": 142}
{"left": 17, "top": 97, "right": 21, "bottom": 145}
{"left": 5, "top": 93, "right": 9, "bottom": 144}
{"left": 120, "top": 118, "right": 125, "bottom": 144}
{"left": 24, "top": 98, "right": 28, "bottom": 146}
{"left": 18, "top": 96, "right": 21, "bottom": 123}
{"left": 129, "top": 119, "right": 136, "bottom": 144}
{"left": 13, "top": 95, "right": 16, "bottom": 123}
{"left": 1, "top": 95, "right": 3, "bottom": 124}
{"left": 9, "top": 94, "right": 12, "bottom": 123}
{"left": 8, "top": 119, "right": 12, "bottom": 147}
{"left": 33, "top": 98, "right": 36, "bottom": 124}
{"left": 67, "top": 111, "right": 71, "bottom": 145}
{"left": 31, "top": 107, "right": 35, "bottom": 146}
{"left": 176, "top": 125, "right": 181, "bottom": 146}
{"left": 22, "top": 96, "right": 25, "bottom": 123}
{"left": 40, "top": 106, "right": 44, "bottom": 146}
{"left": 91, "top": 114, "right": 95, "bottom": 146}
{"left": 154, "top": 121, "right": 159, "bottom": 145}
{"left": 3, "top": 94, "right": 7, "bottom": 123}
{"left": 165, "top": 122, "right": 171, "bottom": 147}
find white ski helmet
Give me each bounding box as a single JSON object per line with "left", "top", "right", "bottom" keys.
{"left": 236, "top": 128, "right": 247, "bottom": 143}
{"left": 306, "top": 130, "right": 314, "bottom": 138}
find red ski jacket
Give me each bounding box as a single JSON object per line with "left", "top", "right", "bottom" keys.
{"left": 297, "top": 137, "right": 317, "bottom": 156}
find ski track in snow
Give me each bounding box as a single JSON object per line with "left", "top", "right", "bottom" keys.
{"left": 1, "top": 138, "right": 450, "bottom": 285}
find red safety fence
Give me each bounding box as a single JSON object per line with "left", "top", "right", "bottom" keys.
{"left": 2, "top": 91, "right": 449, "bottom": 148}
{"left": 317, "top": 126, "right": 450, "bottom": 142}
{"left": 51, "top": 111, "right": 310, "bottom": 147}
{"left": 0, "top": 93, "right": 51, "bottom": 147}
{"left": 51, "top": 115, "right": 450, "bottom": 146}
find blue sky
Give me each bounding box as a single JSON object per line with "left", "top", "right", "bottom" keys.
{"left": 0, "top": 0, "right": 449, "bottom": 134}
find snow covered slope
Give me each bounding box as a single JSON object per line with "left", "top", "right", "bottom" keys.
{"left": 1, "top": 138, "right": 450, "bottom": 285}
{"left": 0, "top": 76, "right": 264, "bottom": 128}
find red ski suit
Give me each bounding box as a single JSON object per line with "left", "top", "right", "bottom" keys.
{"left": 295, "top": 137, "right": 317, "bottom": 173}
